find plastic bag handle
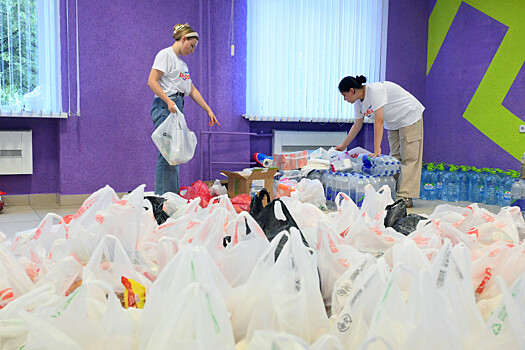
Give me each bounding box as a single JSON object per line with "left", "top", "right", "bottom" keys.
{"left": 258, "top": 188, "right": 271, "bottom": 204}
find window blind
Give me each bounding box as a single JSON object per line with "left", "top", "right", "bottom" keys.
{"left": 245, "top": 0, "right": 388, "bottom": 123}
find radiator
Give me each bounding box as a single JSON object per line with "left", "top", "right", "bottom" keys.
{"left": 0, "top": 130, "right": 33, "bottom": 175}
{"left": 272, "top": 130, "right": 347, "bottom": 153}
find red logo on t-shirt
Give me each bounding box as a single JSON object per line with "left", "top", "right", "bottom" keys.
{"left": 179, "top": 72, "right": 191, "bottom": 81}
{"left": 363, "top": 106, "right": 373, "bottom": 117}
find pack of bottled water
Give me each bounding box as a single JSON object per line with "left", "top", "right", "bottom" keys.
{"left": 420, "top": 163, "right": 524, "bottom": 211}
{"left": 308, "top": 169, "right": 396, "bottom": 210}
{"left": 356, "top": 154, "right": 400, "bottom": 176}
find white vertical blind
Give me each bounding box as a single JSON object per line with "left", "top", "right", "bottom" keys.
{"left": 37, "top": 0, "right": 61, "bottom": 116}
{"left": 246, "top": 0, "right": 388, "bottom": 123}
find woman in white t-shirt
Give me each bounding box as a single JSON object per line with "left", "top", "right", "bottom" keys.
{"left": 335, "top": 75, "right": 424, "bottom": 207}
{"left": 147, "top": 23, "right": 220, "bottom": 195}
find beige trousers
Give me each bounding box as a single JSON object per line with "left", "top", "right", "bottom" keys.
{"left": 387, "top": 117, "right": 424, "bottom": 198}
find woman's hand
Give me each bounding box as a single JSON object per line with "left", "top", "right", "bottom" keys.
{"left": 370, "top": 147, "right": 381, "bottom": 158}
{"left": 168, "top": 101, "right": 178, "bottom": 114}
{"left": 335, "top": 144, "right": 346, "bottom": 151}
{"left": 208, "top": 110, "right": 221, "bottom": 126}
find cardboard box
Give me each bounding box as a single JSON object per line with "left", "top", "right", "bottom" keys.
{"left": 221, "top": 168, "right": 278, "bottom": 203}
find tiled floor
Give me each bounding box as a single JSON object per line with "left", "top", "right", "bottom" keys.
{"left": 0, "top": 198, "right": 503, "bottom": 242}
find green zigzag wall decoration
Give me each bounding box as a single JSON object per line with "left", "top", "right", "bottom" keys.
{"left": 428, "top": 0, "right": 525, "bottom": 161}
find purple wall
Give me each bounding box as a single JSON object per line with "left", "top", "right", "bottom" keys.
{"left": 6, "top": 0, "right": 478, "bottom": 197}
{"left": 1, "top": 0, "right": 249, "bottom": 195}
{"left": 424, "top": 2, "right": 521, "bottom": 170}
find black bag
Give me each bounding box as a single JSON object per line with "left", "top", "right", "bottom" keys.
{"left": 250, "top": 190, "right": 309, "bottom": 260}
{"left": 249, "top": 188, "right": 271, "bottom": 216}
{"left": 144, "top": 196, "right": 170, "bottom": 225}
{"left": 384, "top": 199, "right": 407, "bottom": 228}
{"left": 392, "top": 214, "right": 427, "bottom": 235}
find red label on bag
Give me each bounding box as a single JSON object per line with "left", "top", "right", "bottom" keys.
{"left": 475, "top": 267, "right": 492, "bottom": 294}
{"left": 337, "top": 258, "right": 350, "bottom": 267}
{"left": 467, "top": 227, "right": 479, "bottom": 238}
{"left": 0, "top": 288, "right": 14, "bottom": 309}
{"left": 340, "top": 227, "right": 350, "bottom": 238}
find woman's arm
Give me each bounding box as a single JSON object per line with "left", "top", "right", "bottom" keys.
{"left": 189, "top": 83, "right": 220, "bottom": 126}
{"left": 147, "top": 69, "right": 178, "bottom": 113}
{"left": 336, "top": 117, "right": 364, "bottom": 151}
{"left": 371, "top": 107, "right": 384, "bottom": 157}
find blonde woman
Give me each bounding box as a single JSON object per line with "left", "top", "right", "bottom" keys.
{"left": 148, "top": 23, "right": 220, "bottom": 195}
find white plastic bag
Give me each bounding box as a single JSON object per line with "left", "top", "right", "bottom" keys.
{"left": 232, "top": 229, "right": 329, "bottom": 344}
{"left": 209, "top": 179, "right": 228, "bottom": 197}
{"left": 21, "top": 281, "right": 132, "bottom": 350}
{"left": 296, "top": 178, "right": 326, "bottom": 210}
{"left": 139, "top": 283, "right": 236, "bottom": 350}
{"left": 151, "top": 107, "right": 197, "bottom": 165}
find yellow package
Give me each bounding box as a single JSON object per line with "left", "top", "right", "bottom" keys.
{"left": 121, "top": 276, "right": 146, "bottom": 309}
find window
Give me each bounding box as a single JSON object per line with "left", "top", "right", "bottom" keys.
{"left": 245, "top": 0, "right": 388, "bottom": 123}
{"left": 1, "top": 0, "right": 67, "bottom": 118}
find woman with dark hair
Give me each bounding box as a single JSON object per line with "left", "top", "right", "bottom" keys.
{"left": 336, "top": 75, "right": 424, "bottom": 208}
{"left": 147, "top": 23, "right": 220, "bottom": 195}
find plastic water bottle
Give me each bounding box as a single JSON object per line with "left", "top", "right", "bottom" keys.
{"left": 355, "top": 176, "right": 366, "bottom": 207}
{"left": 435, "top": 163, "right": 446, "bottom": 200}
{"left": 249, "top": 182, "right": 258, "bottom": 198}
{"left": 442, "top": 165, "right": 460, "bottom": 202}
{"left": 483, "top": 170, "right": 500, "bottom": 205}
{"left": 335, "top": 173, "right": 345, "bottom": 204}
{"left": 510, "top": 177, "right": 521, "bottom": 208}
{"left": 348, "top": 173, "right": 357, "bottom": 203}
{"left": 469, "top": 168, "right": 484, "bottom": 203}
{"left": 457, "top": 166, "right": 470, "bottom": 201}
{"left": 519, "top": 179, "right": 525, "bottom": 211}
{"left": 500, "top": 172, "right": 516, "bottom": 207}
{"left": 421, "top": 163, "right": 436, "bottom": 200}
{"left": 386, "top": 175, "right": 396, "bottom": 200}
{"left": 326, "top": 172, "right": 336, "bottom": 209}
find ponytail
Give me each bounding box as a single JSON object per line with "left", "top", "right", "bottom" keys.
{"left": 338, "top": 75, "right": 367, "bottom": 92}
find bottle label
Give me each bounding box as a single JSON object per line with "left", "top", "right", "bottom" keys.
{"left": 436, "top": 182, "right": 443, "bottom": 190}
{"left": 503, "top": 191, "right": 511, "bottom": 200}
{"left": 424, "top": 183, "right": 434, "bottom": 190}
{"left": 478, "top": 185, "right": 484, "bottom": 193}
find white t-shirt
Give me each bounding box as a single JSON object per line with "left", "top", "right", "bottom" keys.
{"left": 354, "top": 81, "right": 424, "bottom": 130}
{"left": 152, "top": 47, "right": 192, "bottom": 97}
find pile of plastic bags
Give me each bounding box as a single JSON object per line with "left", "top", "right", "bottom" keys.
{"left": 0, "top": 183, "right": 524, "bottom": 349}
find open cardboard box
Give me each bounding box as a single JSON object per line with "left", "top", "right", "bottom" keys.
{"left": 221, "top": 167, "right": 278, "bottom": 204}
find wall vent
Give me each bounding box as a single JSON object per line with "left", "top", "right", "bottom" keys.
{"left": 0, "top": 130, "right": 33, "bottom": 175}
{"left": 272, "top": 130, "right": 347, "bottom": 154}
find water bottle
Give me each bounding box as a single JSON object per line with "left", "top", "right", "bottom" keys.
{"left": 343, "top": 174, "right": 350, "bottom": 197}
{"left": 386, "top": 175, "right": 396, "bottom": 200}
{"left": 500, "top": 172, "right": 516, "bottom": 207}
{"left": 510, "top": 176, "right": 521, "bottom": 208}
{"left": 348, "top": 173, "right": 357, "bottom": 203}
{"left": 249, "top": 182, "right": 258, "bottom": 198}
{"left": 442, "top": 165, "right": 460, "bottom": 202}
{"left": 421, "top": 163, "right": 437, "bottom": 200}
{"left": 335, "top": 173, "right": 345, "bottom": 204}
{"left": 458, "top": 166, "right": 470, "bottom": 201}
{"left": 355, "top": 176, "right": 366, "bottom": 207}
{"left": 326, "top": 172, "right": 335, "bottom": 209}
{"left": 516, "top": 178, "right": 525, "bottom": 212}
{"left": 321, "top": 170, "right": 330, "bottom": 199}
{"left": 469, "top": 168, "right": 484, "bottom": 203}
{"left": 435, "top": 163, "right": 446, "bottom": 200}
{"left": 483, "top": 170, "right": 500, "bottom": 205}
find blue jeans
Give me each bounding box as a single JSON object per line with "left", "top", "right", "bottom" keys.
{"left": 151, "top": 95, "right": 185, "bottom": 195}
